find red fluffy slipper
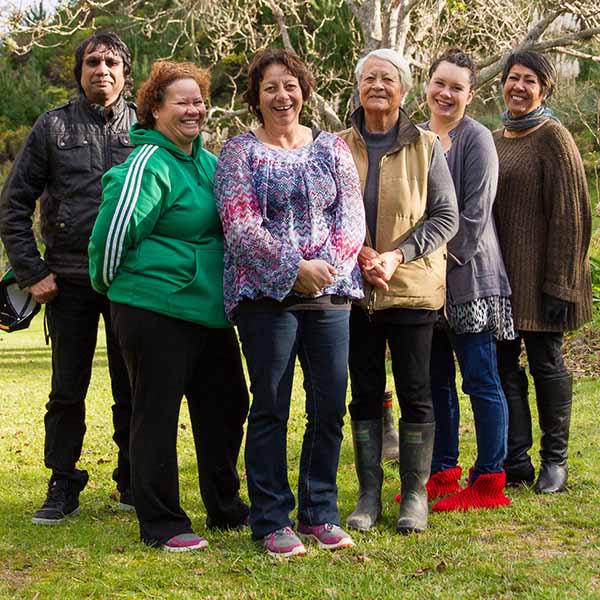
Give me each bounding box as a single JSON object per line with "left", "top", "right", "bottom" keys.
{"left": 426, "top": 466, "right": 463, "bottom": 501}
{"left": 394, "top": 466, "right": 463, "bottom": 503}
{"left": 432, "top": 470, "right": 511, "bottom": 512}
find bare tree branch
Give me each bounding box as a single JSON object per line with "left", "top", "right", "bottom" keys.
{"left": 530, "top": 26, "right": 600, "bottom": 51}
{"left": 262, "top": 0, "right": 295, "bottom": 53}
{"left": 556, "top": 47, "right": 600, "bottom": 62}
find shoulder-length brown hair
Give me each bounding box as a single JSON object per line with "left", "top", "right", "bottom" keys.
{"left": 243, "top": 48, "right": 315, "bottom": 123}
{"left": 136, "top": 61, "right": 210, "bottom": 128}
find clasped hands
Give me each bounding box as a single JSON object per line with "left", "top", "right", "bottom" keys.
{"left": 291, "top": 247, "right": 403, "bottom": 295}
{"left": 358, "top": 246, "right": 403, "bottom": 292}
{"left": 293, "top": 259, "right": 337, "bottom": 295}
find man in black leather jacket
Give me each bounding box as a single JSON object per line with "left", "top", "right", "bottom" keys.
{"left": 0, "top": 31, "right": 136, "bottom": 524}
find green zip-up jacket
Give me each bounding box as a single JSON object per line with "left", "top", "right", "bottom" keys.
{"left": 89, "top": 124, "right": 229, "bottom": 328}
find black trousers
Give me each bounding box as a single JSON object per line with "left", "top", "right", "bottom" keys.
{"left": 496, "top": 330, "right": 568, "bottom": 470}
{"left": 45, "top": 279, "right": 131, "bottom": 491}
{"left": 497, "top": 331, "right": 568, "bottom": 381}
{"left": 348, "top": 307, "right": 434, "bottom": 423}
{"left": 111, "top": 302, "right": 249, "bottom": 545}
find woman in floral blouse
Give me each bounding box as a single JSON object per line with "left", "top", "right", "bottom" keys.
{"left": 214, "top": 48, "right": 365, "bottom": 558}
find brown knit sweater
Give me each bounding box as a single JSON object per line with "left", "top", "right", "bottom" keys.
{"left": 493, "top": 120, "right": 592, "bottom": 332}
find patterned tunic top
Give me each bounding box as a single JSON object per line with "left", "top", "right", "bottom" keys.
{"left": 214, "top": 131, "right": 365, "bottom": 319}
{"left": 446, "top": 296, "right": 515, "bottom": 340}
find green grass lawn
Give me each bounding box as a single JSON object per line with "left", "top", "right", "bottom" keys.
{"left": 1, "top": 317, "right": 600, "bottom": 599}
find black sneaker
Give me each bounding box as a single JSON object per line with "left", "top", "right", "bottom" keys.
{"left": 117, "top": 490, "right": 135, "bottom": 512}
{"left": 32, "top": 479, "right": 82, "bottom": 525}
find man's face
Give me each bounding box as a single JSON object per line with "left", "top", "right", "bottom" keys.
{"left": 80, "top": 43, "right": 125, "bottom": 107}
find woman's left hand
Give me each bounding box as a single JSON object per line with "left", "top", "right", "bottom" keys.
{"left": 360, "top": 249, "right": 403, "bottom": 291}
{"left": 378, "top": 250, "right": 404, "bottom": 278}
{"left": 293, "top": 259, "right": 337, "bottom": 295}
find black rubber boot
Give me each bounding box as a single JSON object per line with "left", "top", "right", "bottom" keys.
{"left": 346, "top": 419, "right": 383, "bottom": 531}
{"left": 382, "top": 391, "right": 399, "bottom": 461}
{"left": 500, "top": 367, "right": 535, "bottom": 486}
{"left": 534, "top": 374, "right": 572, "bottom": 494}
{"left": 396, "top": 421, "right": 435, "bottom": 534}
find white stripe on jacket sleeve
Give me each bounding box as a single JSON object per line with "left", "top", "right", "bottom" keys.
{"left": 102, "top": 144, "right": 159, "bottom": 287}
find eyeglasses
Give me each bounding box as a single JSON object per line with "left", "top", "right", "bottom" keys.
{"left": 84, "top": 57, "right": 123, "bottom": 68}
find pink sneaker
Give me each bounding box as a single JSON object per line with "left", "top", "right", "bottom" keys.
{"left": 162, "top": 533, "right": 208, "bottom": 552}
{"left": 297, "top": 522, "right": 354, "bottom": 550}
{"left": 261, "top": 527, "right": 307, "bottom": 558}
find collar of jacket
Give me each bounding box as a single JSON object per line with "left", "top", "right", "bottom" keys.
{"left": 349, "top": 105, "right": 421, "bottom": 154}
{"left": 78, "top": 94, "right": 129, "bottom": 123}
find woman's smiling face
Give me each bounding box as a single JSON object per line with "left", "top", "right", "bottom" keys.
{"left": 258, "top": 63, "right": 303, "bottom": 130}
{"left": 503, "top": 63, "right": 545, "bottom": 118}
{"left": 358, "top": 56, "right": 404, "bottom": 118}
{"left": 426, "top": 60, "right": 474, "bottom": 123}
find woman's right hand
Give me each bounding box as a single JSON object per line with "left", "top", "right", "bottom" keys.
{"left": 358, "top": 246, "right": 379, "bottom": 270}
{"left": 293, "top": 259, "right": 337, "bottom": 294}
{"left": 358, "top": 245, "right": 390, "bottom": 291}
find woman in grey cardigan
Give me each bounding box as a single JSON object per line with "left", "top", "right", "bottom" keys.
{"left": 424, "top": 50, "right": 513, "bottom": 511}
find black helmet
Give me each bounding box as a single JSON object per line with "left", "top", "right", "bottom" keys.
{"left": 0, "top": 270, "right": 41, "bottom": 332}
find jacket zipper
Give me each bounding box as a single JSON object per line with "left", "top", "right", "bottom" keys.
{"left": 367, "top": 286, "right": 375, "bottom": 315}
{"left": 103, "top": 121, "right": 110, "bottom": 172}
{"left": 354, "top": 128, "right": 395, "bottom": 317}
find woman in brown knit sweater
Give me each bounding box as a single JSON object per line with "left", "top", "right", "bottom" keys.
{"left": 493, "top": 51, "right": 592, "bottom": 494}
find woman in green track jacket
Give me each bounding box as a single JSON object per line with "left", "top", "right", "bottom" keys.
{"left": 89, "top": 61, "right": 249, "bottom": 552}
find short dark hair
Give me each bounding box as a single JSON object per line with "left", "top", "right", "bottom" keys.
{"left": 136, "top": 61, "right": 210, "bottom": 129}
{"left": 74, "top": 31, "right": 132, "bottom": 96}
{"left": 500, "top": 51, "right": 556, "bottom": 100}
{"left": 243, "top": 48, "right": 315, "bottom": 124}
{"left": 428, "top": 48, "right": 477, "bottom": 89}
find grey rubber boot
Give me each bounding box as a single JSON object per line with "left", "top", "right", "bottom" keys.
{"left": 396, "top": 420, "right": 435, "bottom": 534}
{"left": 534, "top": 374, "right": 572, "bottom": 494}
{"left": 382, "top": 391, "right": 399, "bottom": 461}
{"left": 346, "top": 419, "right": 383, "bottom": 531}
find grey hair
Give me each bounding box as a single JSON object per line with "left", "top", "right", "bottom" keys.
{"left": 355, "top": 48, "right": 412, "bottom": 93}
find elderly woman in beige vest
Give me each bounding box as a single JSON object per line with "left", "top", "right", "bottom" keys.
{"left": 339, "top": 48, "right": 458, "bottom": 534}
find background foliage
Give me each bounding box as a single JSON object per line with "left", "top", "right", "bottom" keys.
{"left": 0, "top": 0, "right": 599, "bottom": 255}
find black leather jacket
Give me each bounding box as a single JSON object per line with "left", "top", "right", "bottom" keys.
{"left": 0, "top": 95, "right": 136, "bottom": 287}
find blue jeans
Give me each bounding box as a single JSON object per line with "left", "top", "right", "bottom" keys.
{"left": 237, "top": 308, "right": 349, "bottom": 540}
{"left": 430, "top": 328, "right": 508, "bottom": 478}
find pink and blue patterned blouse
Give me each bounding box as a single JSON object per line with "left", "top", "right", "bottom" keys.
{"left": 214, "top": 130, "right": 365, "bottom": 319}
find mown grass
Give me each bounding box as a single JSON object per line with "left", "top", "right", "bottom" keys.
{"left": 1, "top": 316, "right": 600, "bottom": 599}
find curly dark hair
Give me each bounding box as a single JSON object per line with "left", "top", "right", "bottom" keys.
{"left": 500, "top": 51, "right": 557, "bottom": 100}
{"left": 428, "top": 48, "right": 478, "bottom": 89}
{"left": 136, "top": 61, "right": 210, "bottom": 129}
{"left": 243, "top": 48, "right": 315, "bottom": 123}
{"left": 74, "top": 31, "right": 132, "bottom": 97}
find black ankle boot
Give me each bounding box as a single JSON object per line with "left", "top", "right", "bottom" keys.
{"left": 500, "top": 367, "right": 535, "bottom": 486}
{"left": 346, "top": 419, "right": 383, "bottom": 531}
{"left": 534, "top": 375, "right": 572, "bottom": 494}
{"left": 396, "top": 421, "right": 434, "bottom": 534}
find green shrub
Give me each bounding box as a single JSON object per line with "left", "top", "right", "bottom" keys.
{"left": 590, "top": 256, "right": 600, "bottom": 314}
{"left": 0, "top": 60, "right": 71, "bottom": 127}
{"left": 0, "top": 125, "right": 31, "bottom": 162}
